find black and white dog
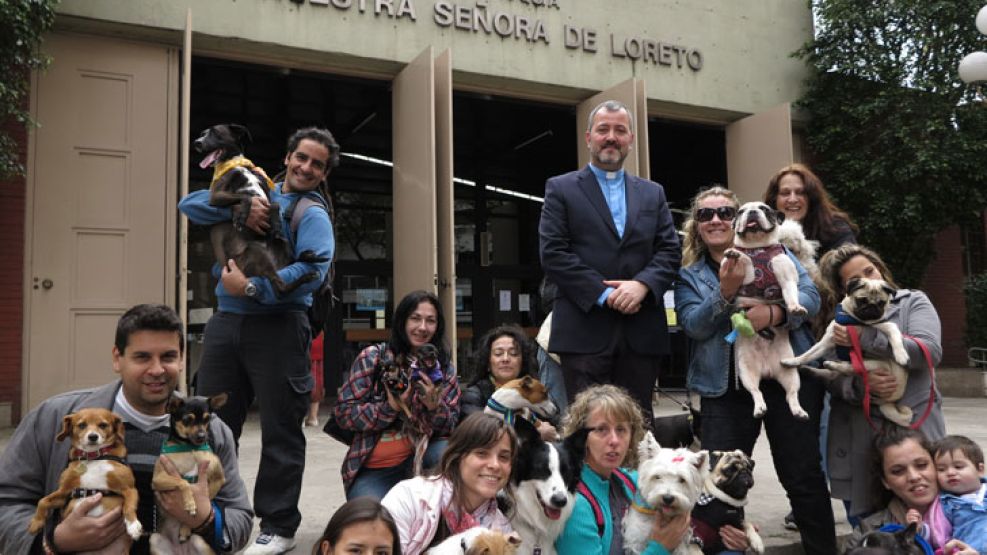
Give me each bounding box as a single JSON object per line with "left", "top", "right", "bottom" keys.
{"left": 509, "top": 418, "right": 588, "bottom": 555}
{"left": 194, "top": 123, "right": 324, "bottom": 296}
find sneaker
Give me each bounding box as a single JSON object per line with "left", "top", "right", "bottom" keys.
{"left": 303, "top": 417, "right": 319, "bottom": 427}
{"left": 783, "top": 510, "right": 798, "bottom": 530}
{"left": 244, "top": 532, "right": 296, "bottom": 555}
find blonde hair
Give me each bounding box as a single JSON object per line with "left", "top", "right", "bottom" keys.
{"left": 562, "top": 384, "right": 646, "bottom": 468}
{"left": 681, "top": 186, "right": 739, "bottom": 267}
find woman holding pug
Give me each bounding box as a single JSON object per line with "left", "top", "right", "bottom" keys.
{"left": 335, "top": 290, "right": 461, "bottom": 501}
{"left": 674, "top": 186, "right": 836, "bottom": 553}
{"left": 459, "top": 324, "right": 559, "bottom": 440}
{"left": 843, "top": 427, "right": 976, "bottom": 554}
{"left": 817, "top": 244, "right": 945, "bottom": 519}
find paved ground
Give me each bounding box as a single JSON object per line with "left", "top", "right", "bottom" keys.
{"left": 3, "top": 395, "right": 985, "bottom": 554}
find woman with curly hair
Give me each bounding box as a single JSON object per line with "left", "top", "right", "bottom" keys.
{"left": 459, "top": 324, "right": 558, "bottom": 440}
{"left": 555, "top": 384, "right": 690, "bottom": 555}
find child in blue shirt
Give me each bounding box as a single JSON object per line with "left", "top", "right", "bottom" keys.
{"left": 933, "top": 435, "right": 987, "bottom": 553}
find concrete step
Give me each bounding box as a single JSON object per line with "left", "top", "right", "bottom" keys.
{"left": 936, "top": 367, "right": 987, "bottom": 397}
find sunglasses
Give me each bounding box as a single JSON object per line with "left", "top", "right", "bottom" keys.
{"left": 695, "top": 206, "right": 737, "bottom": 222}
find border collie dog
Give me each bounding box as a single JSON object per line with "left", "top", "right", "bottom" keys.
{"left": 509, "top": 418, "right": 589, "bottom": 555}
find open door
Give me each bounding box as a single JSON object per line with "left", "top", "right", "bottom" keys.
{"left": 24, "top": 33, "right": 179, "bottom": 410}
{"left": 725, "top": 103, "right": 794, "bottom": 202}
{"left": 392, "top": 47, "right": 437, "bottom": 301}
{"left": 576, "top": 79, "right": 650, "bottom": 176}
{"left": 434, "top": 49, "right": 456, "bottom": 368}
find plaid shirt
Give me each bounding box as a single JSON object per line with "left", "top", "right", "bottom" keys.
{"left": 335, "top": 344, "right": 461, "bottom": 491}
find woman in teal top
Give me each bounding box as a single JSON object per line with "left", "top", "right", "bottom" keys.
{"left": 555, "top": 384, "right": 688, "bottom": 555}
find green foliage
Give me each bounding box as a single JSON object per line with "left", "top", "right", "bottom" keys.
{"left": 964, "top": 272, "right": 987, "bottom": 352}
{"left": 0, "top": 0, "right": 58, "bottom": 179}
{"left": 796, "top": 0, "right": 987, "bottom": 287}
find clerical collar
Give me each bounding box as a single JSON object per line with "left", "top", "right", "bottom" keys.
{"left": 589, "top": 164, "right": 624, "bottom": 182}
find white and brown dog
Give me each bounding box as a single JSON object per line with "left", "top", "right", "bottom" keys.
{"left": 724, "top": 201, "right": 810, "bottom": 420}
{"left": 28, "top": 408, "right": 143, "bottom": 545}
{"left": 622, "top": 432, "right": 707, "bottom": 555}
{"left": 426, "top": 528, "right": 522, "bottom": 555}
{"left": 483, "top": 376, "right": 558, "bottom": 427}
{"left": 782, "top": 277, "right": 912, "bottom": 426}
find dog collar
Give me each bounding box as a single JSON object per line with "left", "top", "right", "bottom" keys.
{"left": 70, "top": 488, "right": 121, "bottom": 499}
{"left": 160, "top": 441, "right": 213, "bottom": 454}
{"left": 211, "top": 155, "right": 275, "bottom": 190}
{"left": 485, "top": 397, "right": 536, "bottom": 426}
{"left": 70, "top": 447, "right": 122, "bottom": 462}
{"left": 629, "top": 492, "right": 658, "bottom": 516}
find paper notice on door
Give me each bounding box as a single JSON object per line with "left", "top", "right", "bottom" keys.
{"left": 518, "top": 294, "right": 530, "bottom": 312}
{"left": 499, "top": 290, "right": 511, "bottom": 311}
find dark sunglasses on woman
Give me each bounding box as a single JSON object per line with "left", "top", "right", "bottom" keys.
{"left": 695, "top": 206, "right": 737, "bottom": 222}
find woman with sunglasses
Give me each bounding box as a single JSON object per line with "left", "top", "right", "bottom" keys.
{"left": 674, "top": 186, "right": 837, "bottom": 554}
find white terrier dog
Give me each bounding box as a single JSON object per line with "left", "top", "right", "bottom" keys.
{"left": 622, "top": 432, "right": 707, "bottom": 555}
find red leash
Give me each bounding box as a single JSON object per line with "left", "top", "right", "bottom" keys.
{"left": 847, "top": 327, "right": 936, "bottom": 431}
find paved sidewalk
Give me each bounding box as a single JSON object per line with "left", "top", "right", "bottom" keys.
{"left": 3, "top": 396, "right": 985, "bottom": 553}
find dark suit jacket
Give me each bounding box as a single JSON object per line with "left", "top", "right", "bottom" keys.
{"left": 539, "top": 166, "right": 681, "bottom": 355}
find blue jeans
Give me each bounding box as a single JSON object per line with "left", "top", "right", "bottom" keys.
{"left": 700, "top": 370, "right": 835, "bottom": 555}
{"left": 346, "top": 438, "right": 447, "bottom": 501}
{"left": 537, "top": 348, "right": 568, "bottom": 414}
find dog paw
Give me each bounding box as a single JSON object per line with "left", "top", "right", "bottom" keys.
{"left": 780, "top": 358, "right": 799, "bottom": 368}
{"left": 752, "top": 404, "right": 767, "bottom": 419}
{"left": 748, "top": 531, "right": 765, "bottom": 554}
{"left": 893, "top": 351, "right": 910, "bottom": 366}
{"left": 788, "top": 304, "right": 807, "bottom": 317}
{"left": 184, "top": 500, "right": 197, "bottom": 515}
{"left": 27, "top": 517, "right": 45, "bottom": 535}
{"left": 791, "top": 407, "right": 809, "bottom": 420}
{"left": 126, "top": 519, "right": 144, "bottom": 540}
{"left": 723, "top": 248, "right": 741, "bottom": 259}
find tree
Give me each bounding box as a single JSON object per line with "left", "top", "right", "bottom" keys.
{"left": 796, "top": 0, "right": 987, "bottom": 286}
{"left": 1, "top": 0, "right": 58, "bottom": 179}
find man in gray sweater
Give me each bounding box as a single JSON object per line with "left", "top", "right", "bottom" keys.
{"left": 0, "top": 304, "right": 253, "bottom": 554}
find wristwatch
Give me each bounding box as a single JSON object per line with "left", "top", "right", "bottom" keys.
{"left": 243, "top": 280, "right": 258, "bottom": 298}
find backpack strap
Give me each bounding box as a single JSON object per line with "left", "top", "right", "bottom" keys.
{"left": 288, "top": 194, "right": 328, "bottom": 235}
{"left": 613, "top": 468, "right": 636, "bottom": 496}
{"left": 576, "top": 481, "right": 605, "bottom": 538}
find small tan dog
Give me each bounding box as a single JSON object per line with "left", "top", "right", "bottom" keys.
{"left": 150, "top": 394, "right": 227, "bottom": 555}
{"left": 28, "top": 408, "right": 143, "bottom": 544}
{"left": 483, "top": 376, "right": 558, "bottom": 426}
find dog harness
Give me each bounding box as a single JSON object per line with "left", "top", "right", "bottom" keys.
{"left": 691, "top": 493, "right": 743, "bottom": 552}
{"left": 734, "top": 243, "right": 786, "bottom": 301}
{"left": 484, "top": 397, "right": 538, "bottom": 427}
{"left": 70, "top": 488, "right": 121, "bottom": 499}
{"left": 70, "top": 447, "right": 125, "bottom": 462}
{"left": 576, "top": 468, "right": 635, "bottom": 537}
{"left": 210, "top": 155, "right": 274, "bottom": 190}
{"left": 160, "top": 440, "right": 215, "bottom": 483}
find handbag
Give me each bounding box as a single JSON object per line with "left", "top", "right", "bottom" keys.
{"left": 322, "top": 342, "right": 390, "bottom": 445}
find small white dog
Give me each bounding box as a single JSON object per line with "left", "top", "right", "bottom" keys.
{"left": 724, "top": 202, "right": 810, "bottom": 420}
{"left": 622, "top": 432, "right": 707, "bottom": 555}
{"left": 782, "top": 277, "right": 912, "bottom": 426}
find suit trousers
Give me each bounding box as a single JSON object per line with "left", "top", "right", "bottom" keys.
{"left": 700, "top": 369, "right": 836, "bottom": 554}
{"left": 196, "top": 311, "right": 313, "bottom": 537}
{"left": 561, "top": 321, "right": 660, "bottom": 424}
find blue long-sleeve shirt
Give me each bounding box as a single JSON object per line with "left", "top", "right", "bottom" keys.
{"left": 178, "top": 185, "right": 334, "bottom": 314}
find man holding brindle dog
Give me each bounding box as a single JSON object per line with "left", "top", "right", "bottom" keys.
{"left": 179, "top": 127, "right": 337, "bottom": 554}
{"left": 0, "top": 304, "right": 253, "bottom": 554}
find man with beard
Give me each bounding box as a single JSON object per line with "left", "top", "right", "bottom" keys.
{"left": 538, "top": 100, "right": 680, "bottom": 424}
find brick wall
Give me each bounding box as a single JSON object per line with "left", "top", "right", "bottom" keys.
{"left": 0, "top": 114, "right": 27, "bottom": 424}
{"left": 923, "top": 226, "right": 968, "bottom": 367}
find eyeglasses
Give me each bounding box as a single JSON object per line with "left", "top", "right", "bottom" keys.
{"left": 695, "top": 206, "right": 737, "bottom": 223}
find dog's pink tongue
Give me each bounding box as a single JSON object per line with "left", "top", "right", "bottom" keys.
{"left": 199, "top": 149, "right": 221, "bottom": 169}
{"left": 543, "top": 506, "right": 563, "bottom": 520}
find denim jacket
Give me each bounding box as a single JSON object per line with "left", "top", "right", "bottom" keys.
{"left": 674, "top": 250, "right": 819, "bottom": 397}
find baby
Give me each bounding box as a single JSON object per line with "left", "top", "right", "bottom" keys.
{"left": 933, "top": 435, "right": 987, "bottom": 553}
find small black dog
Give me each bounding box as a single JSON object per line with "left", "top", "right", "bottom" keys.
{"left": 844, "top": 523, "right": 926, "bottom": 555}
{"left": 652, "top": 404, "right": 701, "bottom": 449}
{"left": 194, "top": 123, "right": 325, "bottom": 297}
{"left": 150, "top": 394, "right": 228, "bottom": 554}
{"left": 411, "top": 343, "right": 443, "bottom": 384}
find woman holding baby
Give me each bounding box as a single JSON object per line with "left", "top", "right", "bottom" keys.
{"left": 843, "top": 427, "right": 976, "bottom": 554}
{"left": 816, "top": 244, "right": 946, "bottom": 520}
{"left": 674, "top": 186, "right": 836, "bottom": 553}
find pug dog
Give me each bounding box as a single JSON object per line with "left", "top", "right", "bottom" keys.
{"left": 690, "top": 450, "right": 764, "bottom": 555}
{"left": 723, "top": 201, "right": 809, "bottom": 420}
{"left": 782, "top": 277, "right": 912, "bottom": 426}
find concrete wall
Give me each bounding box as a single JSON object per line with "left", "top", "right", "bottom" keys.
{"left": 55, "top": 0, "right": 812, "bottom": 122}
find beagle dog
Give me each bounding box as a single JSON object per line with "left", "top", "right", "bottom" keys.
{"left": 28, "top": 408, "right": 143, "bottom": 543}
